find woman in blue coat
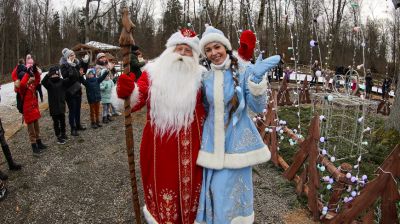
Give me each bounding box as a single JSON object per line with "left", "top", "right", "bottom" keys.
{"left": 195, "top": 26, "right": 281, "bottom": 223}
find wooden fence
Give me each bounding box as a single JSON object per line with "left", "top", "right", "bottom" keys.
{"left": 255, "top": 93, "right": 400, "bottom": 223}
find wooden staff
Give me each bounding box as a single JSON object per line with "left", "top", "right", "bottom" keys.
{"left": 119, "top": 7, "right": 141, "bottom": 223}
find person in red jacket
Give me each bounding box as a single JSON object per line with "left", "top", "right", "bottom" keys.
{"left": 19, "top": 65, "right": 47, "bottom": 154}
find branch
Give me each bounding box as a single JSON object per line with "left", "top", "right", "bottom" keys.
{"left": 88, "top": 0, "right": 122, "bottom": 24}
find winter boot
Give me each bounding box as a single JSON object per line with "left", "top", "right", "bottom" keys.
{"left": 102, "top": 117, "right": 108, "bottom": 124}
{"left": 77, "top": 124, "right": 86, "bottom": 131}
{"left": 57, "top": 137, "right": 66, "bottom": 145}
{"left": 107, "top": 115, "right": 113, "bottom": 122}
{"left": 96, "top": 122, "right": 102, "bottom": 128}
{"left": 36, "top": 139, "right": 47, "bottom": 150}
{"left": 2, "top": 144, "right": 22, "bottom": 171}
{"left": 91, "top": 122, "right": 98, "bottom": 129}
{"left": 0, "top": 170, "right": 8, "bottom": 181}
{"left": 0, "top": 180, "right": 7, "bottom": 201}
{"left": 71, "top": 128, "right": 79, "bottom": 137}
{"left": 32, "top": 143, "right": 42, "bottom": 154}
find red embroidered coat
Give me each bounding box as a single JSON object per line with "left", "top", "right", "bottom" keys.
{"left": 132, "top": 71, "right": 205, "bottom": 224}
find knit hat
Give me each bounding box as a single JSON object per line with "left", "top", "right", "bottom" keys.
{"left": 166, "top": 28, "right": 200, "bottom": 55}
{"left": 48, "top": 66, "right": 60, "bottom": 76}
{"left": 62, "top": 48, "right": 74, "bottom": 59}
{"left": 86, "top": 68, "right": 96, "bottom": 76}
{"left": 26, "top": 54, "right": 34, "bottom": 68}
{"left": 238, "top": 30, "right": 256, "bottom": 61}
{"left": 96, "top": 52, "right": 106, "bottom": 60}
{"left": 199, "top": 25, "right": 232, "bottom": 56}
{"left": 131, "top": 45, "right": 140, "bottom": 52}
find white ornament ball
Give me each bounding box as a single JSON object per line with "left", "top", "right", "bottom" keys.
{"left": 330, "top": 157, "right": 336, "bottom": 162}
{"left": 346, "top": 173, "right": 352, "bottom": 179}
{"left": 327, "top": 95, "right": 333, "bottom": 101}
{"left": 351, "top": 191, "right": 357, "bottom": 197}
{"left": 322, "top": 149, "right": 327, "bottom": 155}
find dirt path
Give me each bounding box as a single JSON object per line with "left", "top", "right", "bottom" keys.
{"left": 0, "top": 96, "right": 314, "bottom": 223}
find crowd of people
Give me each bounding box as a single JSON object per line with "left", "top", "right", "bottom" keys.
{"left": 0, "top": 49, "right": 123, "bottom": 201}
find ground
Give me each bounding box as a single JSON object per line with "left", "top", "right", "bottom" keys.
{"left": 0, "top": 95, "right": 315, "bottom": 223}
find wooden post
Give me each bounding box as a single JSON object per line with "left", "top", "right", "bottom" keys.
{"left": 277, "top": 77, "right": 292, "bottom": 106}
{"left": 119, "top": 7, "right": 141, "bottom": 223}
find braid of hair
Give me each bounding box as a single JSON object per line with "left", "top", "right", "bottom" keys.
{"left": 226, "top": 50, "right": 240, "bottom": 128}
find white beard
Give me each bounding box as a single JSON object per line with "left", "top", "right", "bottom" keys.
{"left": 146, "top": 47, "right": 202, "bottom": 136}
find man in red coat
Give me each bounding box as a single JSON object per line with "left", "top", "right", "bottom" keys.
{"left": 115, "top": 29, "right": 205, "bottom": 224}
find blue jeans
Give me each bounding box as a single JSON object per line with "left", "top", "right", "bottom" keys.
{"left": 102, "top": 103, "right": 111, "bottom": 117}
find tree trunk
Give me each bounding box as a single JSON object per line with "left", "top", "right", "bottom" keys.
{"left": 386, "top": 74, "right": 400, "bottom": 132}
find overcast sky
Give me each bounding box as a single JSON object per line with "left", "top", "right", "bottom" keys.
{"left": 52, "top": 0, "right": 397, "bottom": 21}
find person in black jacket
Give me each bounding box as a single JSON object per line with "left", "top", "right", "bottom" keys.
{"left": 130, "top": 45, "right": 147, "bottom": 80}
{"left": 365, "top": 69, "right": 373, "bottom": 98}
{"left": 80, "top": 68, "right": 109, "bottom": 129}
{"left": 60, "top": 48, "right": 88, "bottom": 136}
{"left": 42, "top": 66, "right": 69, "bottom": 144}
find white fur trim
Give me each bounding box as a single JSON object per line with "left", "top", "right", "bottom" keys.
{"left": 199, "top": 33, "right": 232, "bottom": 56}
{"left": 197, "top": 145, "right": 271, "bottom": 170}
{"left": 213, "top": 70, "right": 226, "bottom": 169}
{"left": 231, "top": 211, "right": 255, "bottom": 224}
{"left": 166, "top": 31, "right": 200, "bottom": 55}
{"left": 195, "top": 212, "right": 254, "bottom": 224}
{"left": 110, "top": 83, "right": 139, "bottom": 112}
{"left": 143, "top": 205, "right": 158, "bottom": 224}
{"left": 247, "top": 75, "right": 268, "bottom": 96}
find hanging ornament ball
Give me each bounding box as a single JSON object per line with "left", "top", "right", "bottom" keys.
{"left": 320, "top": 166, "right": 326, "bottom": 172}
{"left": 319, "top": 115, "right": 326, "bottom": 121}
{"left": 327, "top": 95, "right": 334, "bottom": 101}
{"left": 323, "top": 176, "right": 330, "bottom": 182}
{"left": 351, "top": 191, "right": 357, "bottom": 197}
{"left": 322, "top": 210, "right": 327, "bottom": 215}
{"left": 362, "top": 175, "right": 368, "bottom": 180}
{"left": 327, "top": 184, "right": 332, "bottom": 190}
{"left": 357, "top": 117, "right": 364, "bottom": 123}
{"left": 344, "top": 197, "right": 349, "bottom": 203}
{"left": 263, "top": 109, "right": 267, "bottom": 113}
{"left": 361, "top": 42, "right": 366, "bottom": 47}
{"left": 320, "top": 137, "right": 326, "bottom": 143}
{"left": 322, "top": 149, "right": 327, "bottom": 155}
{"left": 323, "top": 206, "right": 328, "bottom": 212}
{"left": 265, "top": 128, "right": 269, "bottom": 133}
{"left": 330, "top": 156, "right": 336, "bottom": 162}
{"left": 187, "top": 22, "right": 192, "bottom": 27}
{"left": 290, "top": 141, "right": 295, "bottom": 146}
{"left": 252, "top": 117, "right": 257, "bottom": 122}
{"left": 310, "top": 40, "right": 318, "bottom": 47}
{"left": 348, "top": 197, "right": 353, "bottom": 202}
{"left": 329, "top": 178, "right": 334, "bottom": 184}
{"left": 279, "top": 129, "right": 284, "bottom": 134}
{"left": 280, "top": 136, "right": 284, "bottom": 140}
{"left": 351, "top": 176, "right": 357, "bottom": 182}
{"left": 346, "top": 173, "right": 352, "bottom": 179}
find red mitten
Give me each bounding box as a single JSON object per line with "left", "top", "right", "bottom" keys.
{"left": 117, "top": 72, "right": 136, "bottom": 99}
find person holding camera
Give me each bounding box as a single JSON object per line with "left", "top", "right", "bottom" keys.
{"left": 60, "top": 48, "right": 88, "bottom": 136}
{"left": 19, "top": 61, "right": 47, "bottom": 154}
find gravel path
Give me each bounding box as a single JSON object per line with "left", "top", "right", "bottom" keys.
{"left": 0, "top": 95, "right": 312, "bottom": 223}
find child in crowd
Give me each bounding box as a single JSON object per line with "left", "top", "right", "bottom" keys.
{"left": 42, "top": 66, "right": 69, "bottom": 144}
{"left": 19, "top": 64, "right": 47, "bottom": 154}
{"left": 80, "top": 68, "right": 109, "bottom": 129}
{"left": 100, "top": 73, "right": 114, "bottom": 123}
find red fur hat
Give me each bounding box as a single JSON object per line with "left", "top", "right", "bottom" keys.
{"left": 238, "top": 30, "right": 256, "bottom": 61}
